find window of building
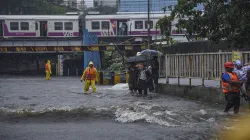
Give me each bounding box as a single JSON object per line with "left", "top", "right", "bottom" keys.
{"left": 101, "top": 21, "right": 110, "bottom": 30}
{"left": 64, "top": 22, "right": 73, "bottom": 30}
{"left": 135, "top": 21, "right": 143, "bottom": 29}
{"left": 10, "top": 22, "right": 19, "bottom": 30}
{"left": 54, "top": 22, "right": 63, "bottom": 30}
{"left": 145, "top": 21, "right": 153, "bottom": 29}
{"left": 92, "top": 21, "right": 100, "bottom": 30}
{"left": 20, "top": 22, "right": 29, "bottom": 30}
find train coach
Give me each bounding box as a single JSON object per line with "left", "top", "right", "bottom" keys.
{"left": 85, "top": 13, "right": 169, "bottom": 37}
{"left": 0, "top": 13, "right": 185, "bottom": 39}
{"left": 0, "top": 15, "right": 80, "bottom": 38}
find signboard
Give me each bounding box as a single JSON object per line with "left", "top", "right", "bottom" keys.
{"left": 232, "top": 51, "right": 242, "bottom": 62}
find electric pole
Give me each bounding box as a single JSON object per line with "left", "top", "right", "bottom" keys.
{"left": 147, "top": 0, "right": 150, "bottom": 49}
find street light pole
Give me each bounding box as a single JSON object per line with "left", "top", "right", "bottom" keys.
{"left": 147, "top": 0, "right": 150, "bottom": 49}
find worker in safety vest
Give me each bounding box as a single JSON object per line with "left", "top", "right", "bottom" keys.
{"left": 221, "top": 62, "right": 243, "bottom": 114}
{"left": 81, "top": 61, "right": 99, "bottom": 94}
{"left": 45, "top": 60, "right": 52, "bottom": 80}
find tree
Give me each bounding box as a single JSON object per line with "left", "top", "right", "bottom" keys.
{"left": 103, "top": 51, "right": 126, "bottom": 71}
{"left": 156, "top": 16, "right": 173, "bottom": 45}
{"left": 0, "top": 0, "right": 76, "bottom": 15}
{"left": 87, "top": 5, "right": 118, "bottom": 15}
{"left": 158, "top": 0, "right": 250, "bottom": 47}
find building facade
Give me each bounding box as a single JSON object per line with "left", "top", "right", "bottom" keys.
{"left": 93, "top": 0, "right": 117, "bottom": 7}
{"left": 119, "top": 0, "right": 203, "bottom": 13}
{"left": 63, "top": 0, "right": 78, "bottom": 9}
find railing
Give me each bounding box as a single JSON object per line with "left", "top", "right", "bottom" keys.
{"left": 159, "top": 56, "right": 166, "bottom": 78}
{"left": 164, "top": 51, "right": 250, "bottom": 86}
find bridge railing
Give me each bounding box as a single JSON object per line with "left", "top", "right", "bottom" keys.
{"left": 164, "top": 51, "right": 250, "bottom": 86}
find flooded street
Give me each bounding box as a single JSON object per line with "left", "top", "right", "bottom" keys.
{"left": 0, "top": 77, "right": 229, "bottom": 140}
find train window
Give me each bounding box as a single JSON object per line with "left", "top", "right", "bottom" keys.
{"left": 101, "top": 21, "right": 110, "bottom": 30}
{"left": 54, "top": 22, "right": 63, "bottom": 30}
{"left": 135, "top": 21, "right": 143, "bottom": 29}
{"left": 10, "top": 22, "right": 19, "bottom": 30}
{"left": 64, "top": 22, "right": 73, "bottom": 30}
{"left": 35, "top": 22, "right": 38, "bottom": 30}
{"left": 145, "top": 21, "right": 153, "bottom": 29}
{"left": 91, "top": 21, "right": 100, "bottom": 30}
{"left": 21, "top": 22, "right": 29, "bottom": 30}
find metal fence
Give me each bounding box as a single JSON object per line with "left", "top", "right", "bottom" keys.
{"left": 164, "top": 51, "right": 250, "bottom": 84}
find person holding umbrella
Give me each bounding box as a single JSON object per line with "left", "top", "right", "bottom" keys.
{"left": 151, "top": 56, "right": 159, "bottom": 92}
{"left": 136, "top": 63, "right": 152, "bottom": 97}
{"left": 140, "top": 49, "right": 162, "bottom": 92}
{"left": 128, "top": 62, "right": 139, "bottom": 94}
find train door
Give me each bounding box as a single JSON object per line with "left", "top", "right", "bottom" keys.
{"left": 0, "top": 20, "right": 3, "bottom": 37}
{"left": 35, "top": 21, "right": 40, "bottom": 37}
{"left": 117, "top": 20, "right": 128, "bottom": 36}
{"left": 40, "top": 21, "right": 47, "bottom": 37}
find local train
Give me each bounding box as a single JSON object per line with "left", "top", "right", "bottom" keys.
{"left": 0, "top": 13, "right": 185, "bottom": 39}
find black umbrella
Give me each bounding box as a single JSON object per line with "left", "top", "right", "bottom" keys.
{"left": 127, "top": 55, "right": 151, "bottom": 63}
{"left": 140, "top": 49, "right": 163, "bottom": 56}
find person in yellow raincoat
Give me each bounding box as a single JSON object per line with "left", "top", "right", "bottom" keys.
{"left": 81, "top": 61, "right": 99, "bottom": 94}
{"left": 45, "top": 60, "right": 52, "bottom": 80}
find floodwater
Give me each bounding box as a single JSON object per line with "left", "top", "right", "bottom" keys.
{"left": 0, "top": 77, "right": 238, "bottom": 140}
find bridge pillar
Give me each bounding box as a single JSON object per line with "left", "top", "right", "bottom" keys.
{"left": 57, "top": 55, "right": 64, "bottom": 76}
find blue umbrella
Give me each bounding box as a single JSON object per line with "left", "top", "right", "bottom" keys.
{"left": 140, "top": 49, "right": 163, "bottom": 56}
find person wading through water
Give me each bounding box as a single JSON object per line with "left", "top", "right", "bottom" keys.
{"left": 136, "top": 63, "right": 152, "bottom": 97}
{"left": 221, "top": 62, "right": 243, "bottom": 114}
{"left": 45, "top": 60, "right": 52, "bottom": 80}
{"left": 81, "top": 61, "right": 99, "bottom": 94}
{"left": 128, "top": 62, "right": 139, "bottom": 95}
{"left": 241, "top": 62, "right": 250, "bottom": 108}
{"left": 151, "top": 56, "right": 159, "bottom": 92}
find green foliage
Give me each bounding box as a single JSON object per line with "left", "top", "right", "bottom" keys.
{"left": 87, "top": 5, "right": 118, "bottom": 15}
{"left": 0, "top": 0, "right": 77, "bottom": 15}
{"left": 156, "top": 15, "right": 174, "bottom": 45}
{"left": 163, "top": 0, "right": 250, "bottom": 47}
{"left": 103, "top": 51, "right": 127, "bottom": 72}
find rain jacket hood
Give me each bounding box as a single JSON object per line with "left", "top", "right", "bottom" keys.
{"left": 89, "top": 61, "right": 94, "bottom": 66}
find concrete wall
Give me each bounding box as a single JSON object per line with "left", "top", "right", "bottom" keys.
{"left": 159, "top": 83, "right": 226, "bottom": 104}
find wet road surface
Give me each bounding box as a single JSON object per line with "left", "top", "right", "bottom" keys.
{"left": 0, "top": 77, "right": 234, "bottom": 140}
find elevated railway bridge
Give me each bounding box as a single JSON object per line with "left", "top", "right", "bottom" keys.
{"left": 0, "top": 37, "right": 150, "bottom": 76}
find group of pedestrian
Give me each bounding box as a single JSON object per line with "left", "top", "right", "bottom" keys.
{"left": 221, "top": 60, "right": 250, "bottom": 115}
{"left": 127, "top": 56, "right": 159, "bottom": 97}
{"left": 44, "top": 56, "right": 160, "bottom": 97}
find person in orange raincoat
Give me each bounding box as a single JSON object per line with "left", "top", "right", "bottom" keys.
{"left": 81, "top": 61, "right": 99, "bottom": 94}
{"left": 45, "top": 60, "right": 52, "bottom": 80}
